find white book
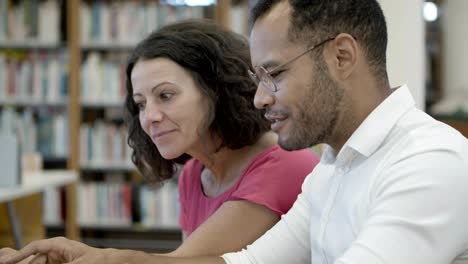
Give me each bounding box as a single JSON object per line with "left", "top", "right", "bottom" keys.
{"left": 39, "top": 0, "right": 59, "bottom": 44}
{"left": 112, "top": 125, "right": 123, "bottom": 162}
{"left": 22, "top": 110, "right": 36, "bottom": 153}
{"left": 100, "top": 3, "right": 111, "bottom": 44}
{"left": 80, "top": 2, "right": 91, "bottom": 45}
{"left": 80, "top": 124, "right": 89, "bottom": 164}
{"left": 53, "top": 113, "right": 67, "bottom": 157}
{"left": 43, "top": 187, "right": 61, "bottom": 225}
{"left": 0, "top": 133, "right": 20, "bottom": 188}
{"left": 89, "top": 183, "right": 97, "bottom": 225}
{"left": 0, "top": 1, "right": 6, "bottom": 42}
{"left": 146, "top": 1, "right": 159, "bottom": 35}
{"left": 157, "top": 181, "right": 178, "bottom": 227}
{"left": 15, "top": 62, "right": 25, "bottom": 101}
{"left": 229, "top": 4, "right": 248, "bottom": 36}
{"left": 47, "top": 57, "right": 60, "bottom": 102}
{"left": 0, "top": 56, "right": 6, "bottom": 100}
{"left": 111, "top": 63, "right": 120, "bottom": 103}
{"left": 9, "top": 4, "right": 27, "bottom": 42}
{"left": 32, "top": 55, "right": 42, "bottom": 102}
{"left": 0, "top": 108, "right": 15, "bottom": 134}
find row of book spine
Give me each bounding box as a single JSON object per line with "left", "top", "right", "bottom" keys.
{"left": 80, "top": 121, "right": 132, "bottom": 167}
{"left": 81, "top": 52, "right": 127, "bottom": 105}
{"left": 0, "top": 0, "right": 60, "bottom": 45}
{"left": 81, "top": 1, "right": 205, "bottom": 46}
{"left": 0, "top": 108, "right": 68, "bottom": 158}
{"left": 44, "top": 181, "right": 179, "bottom": 228}
{"left": 0, "top": 51, "right": 68, "bottom": 104}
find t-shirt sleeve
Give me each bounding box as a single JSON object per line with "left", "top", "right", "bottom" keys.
{"left": 230, "top": 147, "right": 319, "bottom": 215}
{"left": 223, "top": 172, "right": 314, "bottom": 264}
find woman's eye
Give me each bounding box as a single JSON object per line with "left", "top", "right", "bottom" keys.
{"left": 135, "top": 102, "right": 145, "bottom": 111}
{"left": 160, "top": 92, "right": 174, "bottom": 101}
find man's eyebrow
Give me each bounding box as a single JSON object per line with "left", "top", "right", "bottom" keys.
{"left": 254, "top": 60, "right": 280, "bottom": 72}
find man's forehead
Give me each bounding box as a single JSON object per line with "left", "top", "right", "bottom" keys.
{"left": 250, "top": 1, "right": 291, "bottom": 68}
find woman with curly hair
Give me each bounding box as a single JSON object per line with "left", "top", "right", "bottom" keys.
{"left": 126, "top": 20, "right": 319, "bottom": 256}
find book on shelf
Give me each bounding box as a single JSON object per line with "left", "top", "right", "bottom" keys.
{"left": 80, "top": 121, "right": 132, "bottom": 169}
{"left": 0, "top": 108, "right": 68, "bottom": 159}
{"left": 0, "top": 51, "right": 68, "bottom": 105}
{"left": 43, "top": 187, "right": 62, "bottom": 225}
{"left": 80, "top": 1, "right": 205, "bottom": 47}
{"left": 229, "top": 2, "right": 249, "bottom": 36}
{"left": 0, "top": 0, "right": 60, "bottom": 45}
{"left": 76, "top": 181, "right": 179, "bottom": 229}
{"left": 81, "top": 52, "right": 126, "bottom": 105}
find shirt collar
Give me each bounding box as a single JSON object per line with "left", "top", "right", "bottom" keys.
{"left": 321, "top": 85, "right": 415, "bottom": 165}
{"left": 346, "top": 85, "right": 415, "bottom": 157}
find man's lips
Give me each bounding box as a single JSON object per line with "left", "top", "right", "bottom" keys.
{"left": 264, "top": 113, "right": 287, "bottom": 123}
{"left": 265, "top": 113, "right": 288, "bottom": 131}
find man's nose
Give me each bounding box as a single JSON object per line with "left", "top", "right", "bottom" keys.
{"left": 253, "top": 84, "right": 275, "bottom": 109}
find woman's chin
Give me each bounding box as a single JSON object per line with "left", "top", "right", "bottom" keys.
{"left": 159, "top": 151, "right": 183, "bottom": 160}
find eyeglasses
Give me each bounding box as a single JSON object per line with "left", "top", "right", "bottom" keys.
{"left": 248, "top": 37, "right": 335, "bottom": 92}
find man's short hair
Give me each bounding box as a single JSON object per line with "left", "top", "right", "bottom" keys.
{"left": 251, "top": 0, "right": 388, "bottom": 81}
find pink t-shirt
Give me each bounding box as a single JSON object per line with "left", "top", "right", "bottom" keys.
{"left": 178, "top": 145, "right": 319, "bottom": 236}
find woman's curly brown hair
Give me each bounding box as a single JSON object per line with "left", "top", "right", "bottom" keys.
{"left": 125, "top": 20, "right": 270, "bottom": 184}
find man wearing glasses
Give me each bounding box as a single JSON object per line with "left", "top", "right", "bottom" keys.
{"left": 1, "top": 0, "right": 467, "bottom": 264}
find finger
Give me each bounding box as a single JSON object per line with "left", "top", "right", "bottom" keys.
{"left": 28, "top": 254, "right": 47, "bottom": 264}
{"left": 3, "top": 240, "right": 54, "bottom": 264}
{"left": 0, "top": 248, "right": 15, "bottom": 257}
{"left": 0, "top": 248, "right": 16, "bottom": 263}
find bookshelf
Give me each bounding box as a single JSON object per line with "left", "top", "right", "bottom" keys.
{"left": 0, "top": 0, "right": 79, "bottom": 242}
{"left": 71, "top": 0, "right": 251, "bottom": 251}
{"left": 1, "top": 0, "right": 251, "bottom": 251}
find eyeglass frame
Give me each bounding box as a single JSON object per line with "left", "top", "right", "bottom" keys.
{"left": 248, "top": 37, "right": 336, "bottom": 93}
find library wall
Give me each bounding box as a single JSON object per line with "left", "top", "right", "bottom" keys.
{"left": 378, "top": 0, "right": 426, "bottom": 110}
{"left": 442, "top": 0, "right": 468, "bottom": 97}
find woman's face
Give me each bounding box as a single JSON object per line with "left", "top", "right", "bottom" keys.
{"left": 131, "top": 58, "right": 210, "bottom": 160}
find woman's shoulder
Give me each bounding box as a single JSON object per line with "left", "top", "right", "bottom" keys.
{"left": 251, "top": 145, "right": 319, "bottom": 168}
{"left": 241, "top": 145, "right": 319, "bottom": 182}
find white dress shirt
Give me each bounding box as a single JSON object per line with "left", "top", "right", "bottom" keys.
{"left": 223, "top": 85, "right": 468, "bottom": 264}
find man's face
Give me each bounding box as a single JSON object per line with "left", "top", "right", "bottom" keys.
{"left": 250, "top": 2, "right": 344, "bottom": 150}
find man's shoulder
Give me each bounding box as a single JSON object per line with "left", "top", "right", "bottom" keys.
{"left": 392, "top": 108, "right": 467, "bottom": 156}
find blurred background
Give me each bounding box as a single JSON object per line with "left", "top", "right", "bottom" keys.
{"left": 0, "top": 0, "right": 466, "bottom": 253}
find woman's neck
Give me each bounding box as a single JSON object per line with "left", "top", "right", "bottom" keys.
{"left": 197, "top": 132, "right": 277, "bottom": 197}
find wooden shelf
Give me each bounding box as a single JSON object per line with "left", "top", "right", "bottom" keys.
{"left": 80, "top": 161, "right": 135, "bottom": 172}
{"left": 81, "top": 100, "right": 125, "bottom": 109}
{"left": 0, "top": 43, "right": 64, "bottom": 50}
{"left": 0, "top": 99, "right": 68, "bottom": 108}
{"left": 81, "top": 43, "right": 135, "bottom": 51}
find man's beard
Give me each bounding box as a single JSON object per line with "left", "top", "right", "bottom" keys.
{"left": 278, "top": 63, "right": 344, "bottom": 151}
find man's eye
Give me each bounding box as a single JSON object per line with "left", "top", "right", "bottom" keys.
{"left": 270, "top": 70, "right": 284, "bottom": 79}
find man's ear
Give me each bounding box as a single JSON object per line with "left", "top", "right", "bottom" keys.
{"left": 325, "top": 33, "right": 358, "bottom": 81}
